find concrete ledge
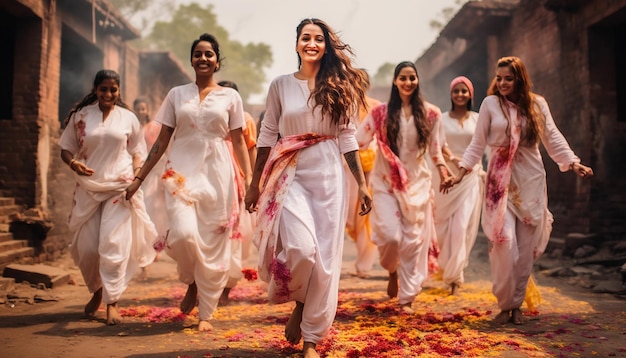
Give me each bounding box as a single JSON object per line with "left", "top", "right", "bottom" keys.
{"left": 2, "top": 264, "right": 70, "bottom": 288}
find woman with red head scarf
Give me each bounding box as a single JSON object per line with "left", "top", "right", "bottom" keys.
{"left": 431, "top": 76, "right": 485, "bottom": 295}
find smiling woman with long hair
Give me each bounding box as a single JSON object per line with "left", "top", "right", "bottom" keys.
{"left": 244, "top": 18, "right": 371, "bottom": 358}
{"left": 356, "top": 61, "right": 453, "bottom": 315}
{"left": 450, "top": 56, "right": 593, "bottom": 325}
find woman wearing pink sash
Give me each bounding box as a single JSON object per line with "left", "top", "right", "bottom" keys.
{"left": 244, "top": 18, "right": 372, "bottom": 358}
{"left": 356, "top": 61, "right": 453, "bottom": 314}
{"left": 450, "top": 56, "right": 593, "bottom": 325}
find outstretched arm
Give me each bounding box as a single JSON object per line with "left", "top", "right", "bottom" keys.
{"left": 125, "top": 124, "right": 174, "bottom": 200}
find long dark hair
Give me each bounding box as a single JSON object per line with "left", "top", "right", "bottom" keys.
{"left": 487, "top": 56, "right": 543, "bottom": 144}
{"left": 386, "top": 61, "right": 429, "bottom": 157}
{"left": 63, "top": 69, "right": 131, "bottom": 126}
{"left": 296, "top": 18, "right": 366, "bottom": 126}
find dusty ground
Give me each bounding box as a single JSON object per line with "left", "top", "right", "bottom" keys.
{"left": 0, "top": 234, "right": 625, "bottom": 358}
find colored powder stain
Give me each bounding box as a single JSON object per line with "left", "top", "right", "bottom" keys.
{"left": 270, "top": 259, "right": 292, "bottom": 299}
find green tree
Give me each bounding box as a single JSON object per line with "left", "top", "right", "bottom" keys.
{"left": 430, "top": 0, "right": 468, "bottom": 31}
{"left": 372, "top": 62, "right": 395, "bottom": 87}
{"left": 109, "top": 1, "right": 272, "bottom": 102}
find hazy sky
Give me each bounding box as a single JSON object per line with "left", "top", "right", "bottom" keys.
{"left": 138, "top": 0, "right": 462, "bottom": 102}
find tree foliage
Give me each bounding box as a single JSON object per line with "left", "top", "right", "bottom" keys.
{"left": 108, "top": 1, "right": 272, "bottom": 102}
{"left": 430, "top": 0, "right": 468, "bottom": 31}
{"left": 372, "top": 62, "right": 396, "bottom": 87}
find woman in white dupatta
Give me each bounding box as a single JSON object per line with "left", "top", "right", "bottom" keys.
{"left": 450, "top": 56, "right": 593, "bottom": 325}
{"left": 431, "top": 76, "right": 485, "bottom": 295}
{"left": 244, "top": 18, "right": 372, "bottom": 358}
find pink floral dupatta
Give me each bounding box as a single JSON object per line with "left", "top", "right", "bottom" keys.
{"left": 370, "top": 104, "right": 409, "bottom": 193}
{"left": 483, "top": 99, "right": 521, "bottom": 244}
{"left": 254, "top": 133, "right": 333, "bottom": 282}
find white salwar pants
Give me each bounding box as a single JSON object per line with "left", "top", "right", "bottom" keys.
{"left": 268, "top": 146, "right": 346, "bottom": 344}
{"left": 164, "top": 196, "right": 232, "bottom": 321}
{"left": 489, "top": 210, "right": 540, "bottom": 310}
{"left": 71, "top": 188, "right": 156, "bottom": 304}
{"left": 371, "top": 191, "right": 432, "bottom": 306}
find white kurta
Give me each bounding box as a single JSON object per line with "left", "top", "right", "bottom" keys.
{"left": 460, "top": 95, "right": 579, "bottom": 310}
{"left": 356, "top": 103, "right": 445, "bottom": 306}
{"left": 59, "top": 104, "right": 157, "bottom": 304}
{"left": 155, "top": 83, "right": 244, "bottom": 320}
{"left": 431, "top": 111, "right": 484, "bottom": 287}
{"left": 257, "top": 74, "right": 358, "bottom": 344}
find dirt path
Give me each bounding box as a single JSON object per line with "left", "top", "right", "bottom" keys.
{"left": 1, "top": 235, "right": 625, "bottom": 357}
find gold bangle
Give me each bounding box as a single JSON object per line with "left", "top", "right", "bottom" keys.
{"left": 69, "top": 159, "right": 77, "bottom": 169}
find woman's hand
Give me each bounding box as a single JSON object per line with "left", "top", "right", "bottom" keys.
{"left": 244, "top": 184, "right": 260, "bottom": 213}
{"left": 357, "top": 184, "right": 372, "bottom": 216}
{"left": 125, "top": 178, "right": 142, "bottom": 200}
{"left": 70, "top": 160, "right": 95, "bottom": 176}
{"left": 439, "top": 176, "right": 454, "bottom": 194}
{"left": 572, "top": 163, "right": 594, "bottom": 178}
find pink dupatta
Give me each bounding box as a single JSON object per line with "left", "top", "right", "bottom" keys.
{"left": 254, "top": 133, "right": 334, "bottom": 283}
{"left": 483, "top": 99, "right": 521, "bottom": 244}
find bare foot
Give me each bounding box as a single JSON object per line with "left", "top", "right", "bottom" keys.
{"left": 450, "top": 283, "right": 459, "bottom": 296}
{"left": 387, "top": 271, "right": 398, "bottom": 298}
{"left": 218, "top": 287, "right": 231, "bottom": 306}
{"left": 493, "top": 310, "right": 511, "bottom": 325}
{"left": 139, "top": 267, "right": 149, "bottom": 281}
{"left": 180, "top": 282, "right": 197, "bottom": 314}
{"left": 198, "top": 320, "right": 213, "bottom": 332}
{"left": 303, "top": 341, "right": 319, "bottom": 358}
{"left": 84, "top": 288, "right": 102, "bottom": 317}
{"left": 285, "top": 301, "right": 304, "bottom": 344}
{"left": 355, "top": 270, "right": 370, "bottom": 279}
{"left": 511, "top": 309, "right": 526, "bottom": 325}
{"left": 106, "top": 302, "right": 123, "bottom": 325}
{"left": 400, "top": 303, "right": 415, "bottom": 314}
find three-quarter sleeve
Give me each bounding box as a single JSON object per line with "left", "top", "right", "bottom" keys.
{"left": 257, "top": 79, "right": 281, "bottom": 147}
{"left": 337, "top": 114, "right": 359, "bottom": 154}
{"left": 536, "top": 96, "right": 580, "bottom": 171}
{"left": 427, "top": 106, "right": 445, "bottom": 167}
{"left": 460, "top": 96, "right": 493, "bottom": 170}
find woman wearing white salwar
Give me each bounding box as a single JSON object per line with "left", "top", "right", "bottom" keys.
{"left": 431, "top": 76, "right": 484, "bottom": 295}
{"left": 126, "top": 34, "right": 252, "bottom": 332}
{"left": 59, "top": 69, "right": 157, "bottom": 326}
{"left": 356, "top": 61, "right": 452, "bottom": 315}
{"left": 450, "top": 56, "right": 593, "bottom": 325}
{"left": 244, "top": 18, "right": 371, "bottom": 358}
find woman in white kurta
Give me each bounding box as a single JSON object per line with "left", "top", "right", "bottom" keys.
{"left": 431, "top": 76, "right": 484, "bottom": 295}
{"left": 356, "top": 61, "right": 452, "bottom": 314}
{"left": 59, "top": 69, "right": 157, "bottom": 325}
{"left": 244, "top": 19, "right": 371, "bottom": 358}
{"left": 126, "top": 34, "right": 252, "bottom": 332}
{"left": 451, "top": 56, "right": 593, "bottom": 325}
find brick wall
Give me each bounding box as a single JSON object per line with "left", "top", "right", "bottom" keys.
{"left": 417, "top": 0, "right": 626, "bottom": 238}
